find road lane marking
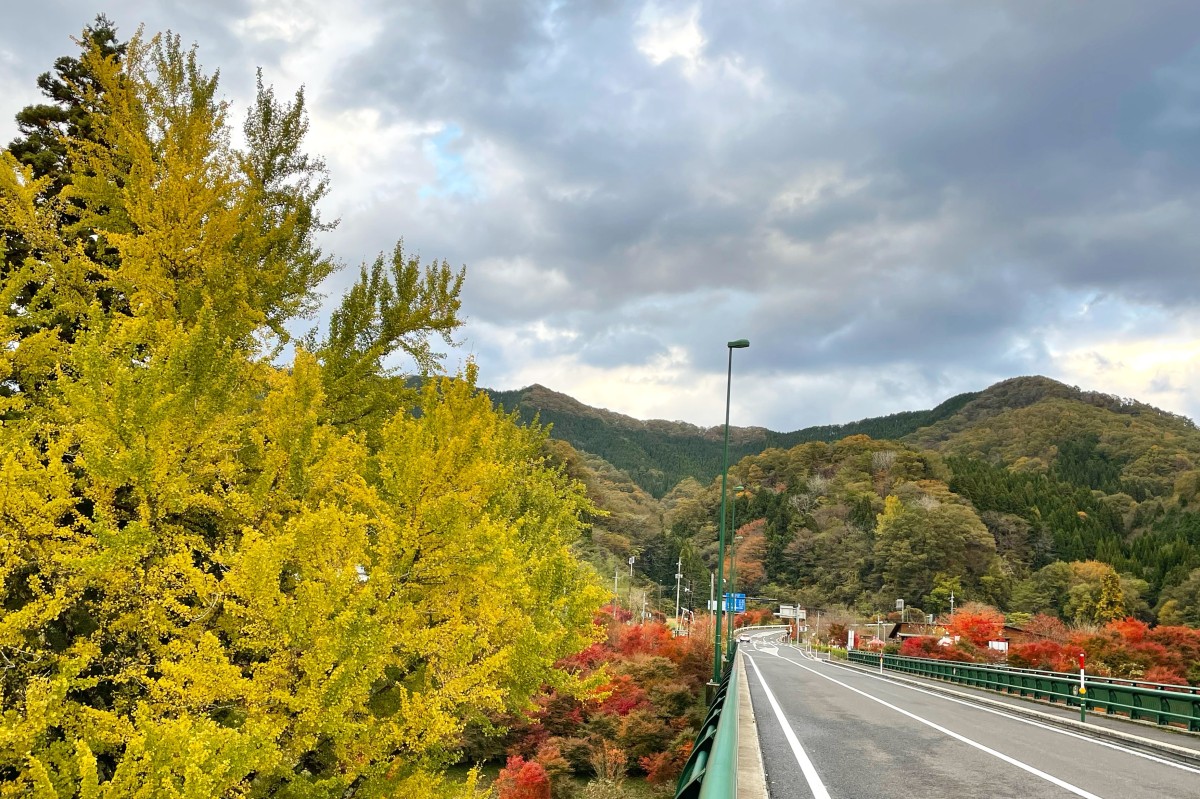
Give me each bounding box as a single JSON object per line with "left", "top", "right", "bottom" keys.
{"left": 745, "top": 655, "right": 832, "bottom": 799}
{"left": 777, "top": 650, "right": 1200, "bottom": 776}
{"left": 770, "top": 654, "right": 1103, "bottom": 799}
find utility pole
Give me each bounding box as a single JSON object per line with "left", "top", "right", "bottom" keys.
{"left": 613, "top": 567, "right": 619, "bottom": 616}
{"left": 709, "top": 571, "right": 715, "bottom": 633}
{"left": 674, "top": 557, "right": 683, "bottom": 624}
{"left": 628, "top": 556, "right": 635, "bottom": 624}
{"left": 950, "top": 590, "right": 955, "bottom": 616}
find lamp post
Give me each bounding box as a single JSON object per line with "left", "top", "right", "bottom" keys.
{"left": 726, "top": 534, "right": 744, "bottom": 654}
{"left": 712, "top": 338, "right": 749, "bottom": 688}
{"left": 725, "top": 485, "right": 745, "bottom": 657}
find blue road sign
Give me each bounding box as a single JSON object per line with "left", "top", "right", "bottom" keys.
{"left": 723, "top": 593, "right": 746, "bottom": 612}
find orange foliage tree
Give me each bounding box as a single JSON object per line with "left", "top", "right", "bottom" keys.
{"left": 946, "top": 602, "right": 1005, "bottom": 647}
{"left": 727, "top": 519, "right": 768, "bottom": 594}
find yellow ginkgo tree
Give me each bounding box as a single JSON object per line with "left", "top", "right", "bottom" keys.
{"left": 0, "top": 24, "right": 603, "bottom": 799}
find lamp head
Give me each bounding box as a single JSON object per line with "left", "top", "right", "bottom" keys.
{"left": 727, "top": 339, "right": 750, "bottom": 349}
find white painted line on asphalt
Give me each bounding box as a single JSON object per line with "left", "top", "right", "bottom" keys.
{"left": 745, "top": 655, "right": 832, "bottom": 799}
{"left": 774, "top": 654, "right": 1103, "bottom": 799}
{"left": 772, "top": 652, "right": 1200, "bottom": 772}
{"left": 779, "top": 651, "right": 1200, "bottom": 776}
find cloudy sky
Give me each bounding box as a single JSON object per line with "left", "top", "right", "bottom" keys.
{"left": 5, "top": 2, "right": 1200, "bottom": 431}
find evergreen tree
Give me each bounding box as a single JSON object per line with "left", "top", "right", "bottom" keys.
{"left": 7, "top": 15, "right": 125, "bottom": 190}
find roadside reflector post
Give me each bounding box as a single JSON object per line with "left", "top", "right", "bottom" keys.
{"left": 1078, "top": 652, "right": 1087, "bottom": 723}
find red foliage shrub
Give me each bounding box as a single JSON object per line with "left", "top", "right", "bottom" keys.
{"left": 595, "top": 673, "right": 650, "bottom": 716}
{"left": 559, "top": 640, "right": 610, "bottom": 673}
{"left": 738, "top": 609, "right": 773, "bottom": 627}
{"left": 617, "top": 622, "right": 674, "bottom": 657}
{"left": 1147, "top": 625, "right": 1200, "bottom": 669}
{"left": 1143, "top": 666, "right": 1190, "bottom": 687}
{"left": 495, "top": 755, "right": 551, "bottom": 799}
{"left": 639, "top": 741, "right": 693, "bottom": 785}
{"left": 1105, "top": 617, "right": 1149, "bottom": 644}
{"left": 899, "top": 637, "right": 943, "bottom": 658}
{"left": 1008, "top": 640, "right": 1068, "bottom": 671}
{"left": 495, "top": 614, "right": 715, "bottom": 789}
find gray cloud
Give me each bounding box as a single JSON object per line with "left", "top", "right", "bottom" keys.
{"left": 5, "top": 2, "right": 1200, "bottom": 428}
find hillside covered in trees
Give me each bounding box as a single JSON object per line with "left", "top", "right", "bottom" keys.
{"left": 487, "top": 383, "right": 977, "bottom": 498}
{"left": 529, "top": 376, "right": 1200, "bottom": 633}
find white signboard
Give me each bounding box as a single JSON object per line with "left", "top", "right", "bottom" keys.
{"left": 777, "top": 605, "right": 807, "bottom": 620}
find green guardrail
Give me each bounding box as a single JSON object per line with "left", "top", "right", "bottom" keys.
{"left": 676, "top": 644, "right": 739, "bottom": 799}
{"left": 847, "top": 650, "right": 1200, "bottom": 732}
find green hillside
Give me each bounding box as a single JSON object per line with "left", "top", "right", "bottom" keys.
{"left": 501, "top": 376, "right": 1200, "bottom": 627}
{"left": 487, "top": 383, "right": 978, "bottom": 497}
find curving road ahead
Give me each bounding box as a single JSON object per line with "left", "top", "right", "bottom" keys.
{"left": 740, "top": 642, "right": 1200, "bottom": 799}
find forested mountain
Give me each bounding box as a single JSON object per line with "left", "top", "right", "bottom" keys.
{"left": 487, "top": 383, "right": 977, "bottom": 497}
{"left": 509, "top": 376, "right": 1200, "bottom": 629}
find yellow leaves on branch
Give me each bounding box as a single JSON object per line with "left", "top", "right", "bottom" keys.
{"left": 0, "top": 23, "right": 601, "bottom": 799}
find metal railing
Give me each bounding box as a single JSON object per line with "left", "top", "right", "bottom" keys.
{"left": 848, "top": 650, "right": 1200, "bottom": 732}
{"left": 676, "top": 643, "right": 739, "bottom": 799}
{"left": 734, "top": 624, "right": 791, "bottom": 643}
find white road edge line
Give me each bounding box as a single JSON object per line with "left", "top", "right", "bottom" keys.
{"left": 744, "top": 654, "right": 832, "bottom": 799}
{"left": 772, "top": 653, "right": 1103, "bottom": 799}
{"left": 782, "top": 648, "right": 1200, "bottom": 776}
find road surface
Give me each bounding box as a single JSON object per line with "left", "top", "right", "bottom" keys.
{"left": 741, "top": 642, "right": 1200, "bottom": 798}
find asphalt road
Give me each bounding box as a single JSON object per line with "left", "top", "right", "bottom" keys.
{"left": 741, "top": 642, "right": 1200, "bottom": 798}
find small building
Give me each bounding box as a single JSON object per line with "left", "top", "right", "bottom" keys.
{"left": 888, "top": 622, "right": 1055, "bottom": 648}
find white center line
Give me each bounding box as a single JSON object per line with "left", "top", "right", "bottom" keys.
{"left": 744, "top": 654, "right": 832, "bottom": 799}
{"left": 770, "top": 653, "right": 1103, "bottom": 799}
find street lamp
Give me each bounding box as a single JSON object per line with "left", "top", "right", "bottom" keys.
{"left": 712, "top": 338, "right": 749, "bottom": 688}
{"left": 725, "top": 485, "right": 745, "bottom": 656}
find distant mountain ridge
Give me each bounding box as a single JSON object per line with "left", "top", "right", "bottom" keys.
{"left": 486, "top": 382, "right": 980, "bottom": 496}
{"left": 487, "top": 376, "right": 1200, "bottom": 498}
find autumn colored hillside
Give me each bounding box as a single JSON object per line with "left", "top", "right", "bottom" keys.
{"left": 532, "top": 378, "right": 1200, "bottom": 638}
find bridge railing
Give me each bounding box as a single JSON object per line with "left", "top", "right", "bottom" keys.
{"left": 734, "top": 624, "right": 791, "bottom": 642}
{"left": 847, "top": 650, "right": 1200, "bottom": 732}
{"left": 675, "top": 643, "right": 739, "bottom": 799}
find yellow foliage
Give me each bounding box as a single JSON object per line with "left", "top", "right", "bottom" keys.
{"left": 0, "top": 26, "right": 602, "bottom": 798}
